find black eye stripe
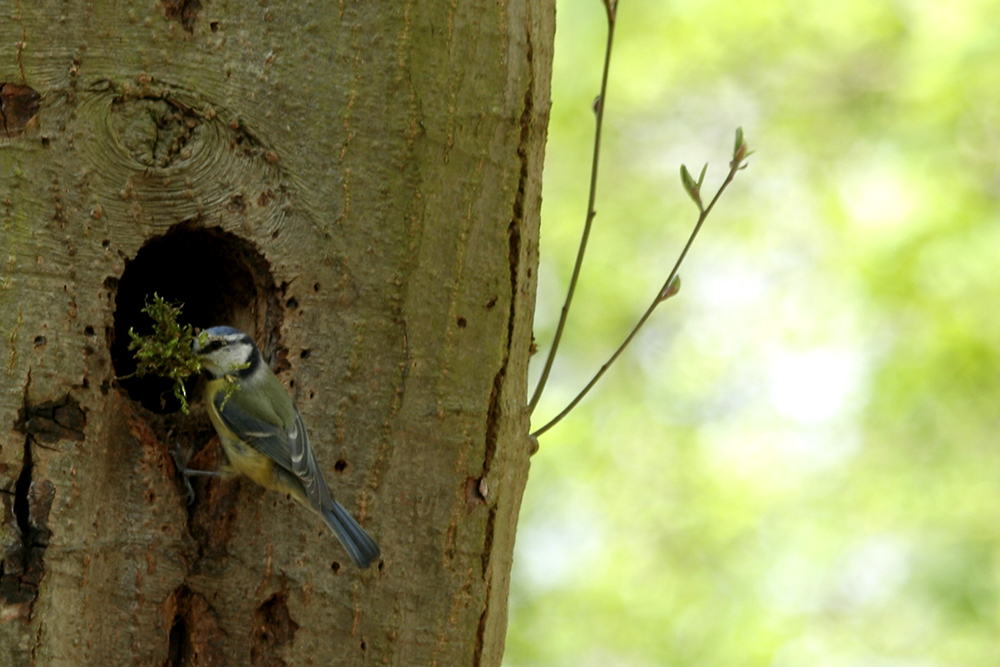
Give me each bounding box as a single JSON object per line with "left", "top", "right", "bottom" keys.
{"left": 204, "top": 340, "right": 226, "bottom": 352}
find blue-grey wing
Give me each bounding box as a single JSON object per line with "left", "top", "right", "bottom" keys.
{"left": 215, "top": 393, "right": 294, "bottom": 471}
{"left": 216, "top": 393, "right": 333, "bottom": 510}
{"left": 288, "top": 407, "right": 333, "bottom": 510}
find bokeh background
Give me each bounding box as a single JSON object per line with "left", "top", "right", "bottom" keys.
{"left": 507, "top": 1, "right": 1000, "bottom": 665}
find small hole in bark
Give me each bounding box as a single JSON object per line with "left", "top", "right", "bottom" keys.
{"left": 226, "top": 193, "right": 246, "bottom": 213}
{"left": 331, "top": 561, "right": 341, "bottom": 574}
{"left": 84, "top": 325, "right": 95, "bottom": 336}
{"left": 0, "top": 83, "right": 41, "bottom": 138}
{"left": 161, "top": 0, "right": 201, "bottom": 33}
{"left": 456, "top": 317, "right": 467, "bottom": 328}
{"left": 300, "top": 349, "right": 310, "bottom": 359}
{"left": 313, "top": 282, "right": 320, "bottom": 292}
{"left": 286, "top": 297, "right": 298, "bottom": 310}
{"left": 334, "top": 459, "right": 347, "bottom": 473}
{"left": 33, "top": 336, "right": 46, "bottom": 347}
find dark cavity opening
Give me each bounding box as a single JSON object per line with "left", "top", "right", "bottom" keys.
{"left": 109, "top": 223, "right": 282, "bottom": 413}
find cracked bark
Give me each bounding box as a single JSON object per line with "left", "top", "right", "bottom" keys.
{"left": 0, "top": 1, "right": 551, "bottom": 665}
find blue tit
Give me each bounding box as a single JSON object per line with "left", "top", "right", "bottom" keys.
{"left": 192, "top": 326, "right": 380, "bottom": 569}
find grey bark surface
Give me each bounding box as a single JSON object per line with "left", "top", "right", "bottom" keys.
{"left": 0, "top": 1, "right": 551, "bottom": 665}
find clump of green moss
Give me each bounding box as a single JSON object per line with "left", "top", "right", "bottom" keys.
{"left": 127, "top": 294, "right": 201, "bottom": 413}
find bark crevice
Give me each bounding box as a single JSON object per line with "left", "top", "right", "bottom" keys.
{"left": 474, "top": 4, "right": 537, "bottom": 664}
{"left": 250, "top": 588, "right": 299, "bottom": 667}
{"left": 2, "top": 390, "right": 68, "bottom": 618}
{"left": 162, "top": 585, "right": 226, "bottom": 667}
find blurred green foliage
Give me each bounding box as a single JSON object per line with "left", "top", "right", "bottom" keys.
{"left": 507, "top": 0, "right": 1000, "bottom": 665}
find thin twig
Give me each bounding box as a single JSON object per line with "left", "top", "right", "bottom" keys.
{"left": 530, "top": 150, "right": 749, "bottom": 439}
{"left": 528, "top": 1, "right": 618, "bottom": 414}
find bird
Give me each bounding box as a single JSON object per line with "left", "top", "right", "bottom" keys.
{"left": 191, "top": 325, "right": 380, "bottom": 568}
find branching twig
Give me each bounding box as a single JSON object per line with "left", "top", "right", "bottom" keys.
{"left": 527, "top": 0, "right": 619, "bottom": 414}
{"left": 530, "top": 131, "right": 753, "bottom": 439}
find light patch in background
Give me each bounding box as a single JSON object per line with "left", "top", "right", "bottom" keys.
{"left": 703, "top": 421, "right": 861, "bottom": 481}
{"left": 762, "top": 535, "right": 910, "bottom": 617}
{"left": 839, "top": 150, "right": 918, "bottom": 233}
{"left": 831, "top": 535, "right": 911, "bottom": 611}
{"left": 698, "top": 344, "right": 867, "bottom": 479}
{"left": 513, "top": 502, "right": 604, "bottom": 593}
{"left": 697, "top": 252, "right": 771, "bottom": 312}
{"left": 768, "top": 347, "right": 865, "bottom": 425}
{"left": 578, "top": 649, "right": 661, "bottom": 667}
{"left": 771, "top": 640, "right": 941, "bottom": 667}
{"left": 763, "top": 552, "right": 829, "bottom": 614}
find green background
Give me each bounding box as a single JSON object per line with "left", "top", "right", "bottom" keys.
{"left": 508, "top": 0, "right": 1000, "bottom": 665}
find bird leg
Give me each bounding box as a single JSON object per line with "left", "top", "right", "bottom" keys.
{"left": 170, "top": 442, "right": 221, "bottom": 504}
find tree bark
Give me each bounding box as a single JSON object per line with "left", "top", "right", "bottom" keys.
{"left": 0, "top": 1, "right": 551, "bottom": 665}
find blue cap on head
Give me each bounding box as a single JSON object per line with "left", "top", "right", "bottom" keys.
{"left": 204, "top": 326, "right": 245, "bottom": 337}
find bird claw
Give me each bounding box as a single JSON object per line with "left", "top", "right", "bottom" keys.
{"left": 170, "top": 442, "right": 221, "bottom": 505}
{"left": 170, "top": 445, "right": 197, "bottom": 505}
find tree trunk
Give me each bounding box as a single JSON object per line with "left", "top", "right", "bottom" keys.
{"left": 0, "top": 2, "right": 551, "bottom": 665}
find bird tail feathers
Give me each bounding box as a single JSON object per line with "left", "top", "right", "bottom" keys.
{"left": 322, "top": 501, "right": 381, "bottom": 569}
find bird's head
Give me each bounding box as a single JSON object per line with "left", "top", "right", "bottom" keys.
{"left": 193, "top": 326, "right": 260, "bottom": 379}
